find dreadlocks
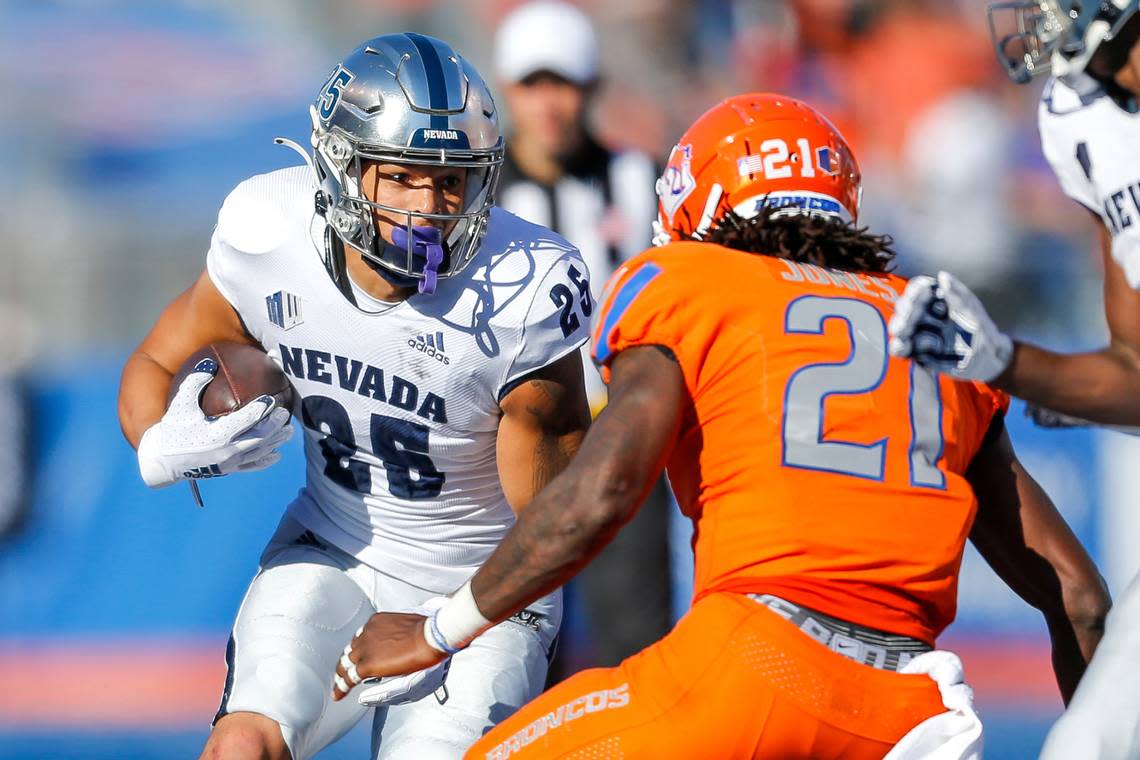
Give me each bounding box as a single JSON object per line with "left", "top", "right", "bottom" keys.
{"left": 700, "top": 206, "right": 896, "bottom": 274}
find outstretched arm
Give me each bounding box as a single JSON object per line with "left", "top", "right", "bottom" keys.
{"left": 333, "top": 345, "right": 685, "bottom": 698}
{"left": 891, "top": 214, "right": 1140, "bottom": 427}
{"left": 966, "top": 421, "right": 1110, "bottom": 703}
{"left": 996, "top": 218, "right": 1140, "bottom": 425}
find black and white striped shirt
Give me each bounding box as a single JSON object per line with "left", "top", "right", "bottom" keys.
{"left": 497, "top": 136, "right": 658, "bottom": 407}
{"left": 498, "top": 136, "right": 658, "bottom": 286}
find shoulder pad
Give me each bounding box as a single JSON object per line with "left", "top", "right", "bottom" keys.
{"left": 216, "top": 167, "right": 312, "bottom": 255}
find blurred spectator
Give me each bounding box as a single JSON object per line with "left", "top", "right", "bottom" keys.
{"left": 720, "top": 0, "right": 1100, "bottom": 337}
{"left": 0, "top": 0, "right": 1102, "bottom": 352}
{"left": 838, "top": 1, "right": 1017, "bottom": 295}
{"left": 492, "top": 0, "right": 672, "bottom": 678}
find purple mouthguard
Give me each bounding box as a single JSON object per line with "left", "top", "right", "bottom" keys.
{"left": 391, "top": 225, "right": 445, "bottom": 295}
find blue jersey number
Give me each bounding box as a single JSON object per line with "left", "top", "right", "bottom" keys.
{"left": 781, "top": 296, "right": 945, "bottom": 488}
{"left": 549, "top": 264, "right": 592, "bottom": 338}
{"left": 318, "top": 65, "right": 354, "bottom": 121}
{"left": 301, "top": 396, "right": 445, "bottom": 499}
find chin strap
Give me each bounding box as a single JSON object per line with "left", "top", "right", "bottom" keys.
{"left": 277, "top": 134, "right": 365, "bottom": 307}
{"left": 391, "top": 225, "right": 446, "bottom": 295}
{"left": 323, "top": 226, "right": 358, "bottom": 307}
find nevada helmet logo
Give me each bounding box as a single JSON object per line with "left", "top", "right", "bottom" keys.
{"left": 657, "top": 144, "right": 696, "bottom": 225}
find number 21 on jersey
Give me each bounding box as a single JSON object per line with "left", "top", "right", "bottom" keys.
{"left": 781, "top": 296, "right": 945, "bottom": 489}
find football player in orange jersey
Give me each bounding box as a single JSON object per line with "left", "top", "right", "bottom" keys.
{"left": 330, "top": 94, "right": 1110, "bottom": 759}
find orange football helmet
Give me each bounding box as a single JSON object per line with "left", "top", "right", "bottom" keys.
{"left": 654, "top": 93, "right": 862, "bottom": 244}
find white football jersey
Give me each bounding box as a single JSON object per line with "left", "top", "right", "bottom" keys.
{"left": 206, "top": 166, "right": 592, "bottom": 591}
{"left": 1039, "top": 78, "right": 1140, "bottom": 287}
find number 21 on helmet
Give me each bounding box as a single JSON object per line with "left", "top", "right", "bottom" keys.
{"left": 653, "top": 93, "right": 862, "bottom": 245}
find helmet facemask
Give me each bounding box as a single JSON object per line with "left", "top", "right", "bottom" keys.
{"left": 307, "top": 33, "right": 505, "bottom": 296}
{"left": 988, "top": 1, "right": 1071, "bottom": 84}
{"left": 313, "top": 112, "right": 501, "bottom": 294}
{"left": 988, "top": 0, "right": 1139, "bottom": 85}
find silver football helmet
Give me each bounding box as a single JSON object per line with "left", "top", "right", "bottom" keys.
{"left": 309, "top": 33, "right": 503, "bottom": 293}
{"left": 988, "top": 0, "right": 1139, "bottom": 85}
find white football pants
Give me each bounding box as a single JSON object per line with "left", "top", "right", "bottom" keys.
{"left": 214, "top": 515, "right": 560, "bottom": 760}
{"left": 1039, "top": 570, "right": 1140, "bottom": 759}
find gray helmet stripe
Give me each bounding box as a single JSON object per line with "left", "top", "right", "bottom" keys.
{"left": 406, "top": 32, "right": 451, "bottom": 132}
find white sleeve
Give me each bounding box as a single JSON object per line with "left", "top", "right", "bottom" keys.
{"left": 205, "top": 176, "right": 291, "bottom": 309}
{"left": 205, "top": 225, "right": 240, "bottom": 309}
{"left": 1038, "top": 90, "right": 1099, "bottom": 213}
{"left": 498, "top": 253, "right": 593, "bottom": 398}
{"left": 1038, "top": 83, "right": 1140, "bottom": 289}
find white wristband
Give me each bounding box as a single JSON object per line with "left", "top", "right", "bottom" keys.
{"left": 422, "top": 580, "right": 492, "bottom": 654}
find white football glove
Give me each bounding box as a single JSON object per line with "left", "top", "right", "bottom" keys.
{"left": 888, "top": 272, "right": 1013, "bottom": 383}
{"left": 137, "top": 358, "right": 293, "bottom": 488}
{"left": 356, "top": 597, "right": 452, "bottom": 708}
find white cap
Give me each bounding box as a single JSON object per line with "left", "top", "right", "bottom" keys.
{"left": 494, "top": 1, "right": 600, "bottom": 85}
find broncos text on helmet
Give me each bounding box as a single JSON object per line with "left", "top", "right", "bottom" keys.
{"left": 652, "top": 93, "right": 862, "bottom": 246}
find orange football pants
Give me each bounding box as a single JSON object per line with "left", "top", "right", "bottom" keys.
{"left": 466, "top": 592, "right": 947, "bottom": 760}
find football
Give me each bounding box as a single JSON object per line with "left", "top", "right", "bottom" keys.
{"left": 169, "top": 341, "right": 297, "bottom": 417}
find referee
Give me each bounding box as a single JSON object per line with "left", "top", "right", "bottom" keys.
{"left": 493, "top": 0, "right": 670, "bottom": 681}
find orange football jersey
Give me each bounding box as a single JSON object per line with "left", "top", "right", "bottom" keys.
{"left": 592, "top": 243, "right": 1008, "bottom": 645}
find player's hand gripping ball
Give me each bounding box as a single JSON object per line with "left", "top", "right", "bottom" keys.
{"left": 136, "top": 343, "right": 296, "bottom": 488}
{"left": 168, "top": 341, "right": 297, "bottom": 416}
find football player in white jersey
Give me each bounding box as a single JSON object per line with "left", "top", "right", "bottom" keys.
{"left": 117, "top": 33, "right": 592, "bottom": 760}
{"left": 889, "top": 2, "right": 1140, "bottom": 756}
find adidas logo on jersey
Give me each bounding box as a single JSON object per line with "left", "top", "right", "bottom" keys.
{"left": 408, "top": 331, "right": 450, "bottom": 365}
{"left": 266, "top": 290, "right": 303, "bottom": 330}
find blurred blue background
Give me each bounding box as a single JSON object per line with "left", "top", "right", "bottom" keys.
{"left": 0, "top": 1, "right": 1131, "bottom": 758}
